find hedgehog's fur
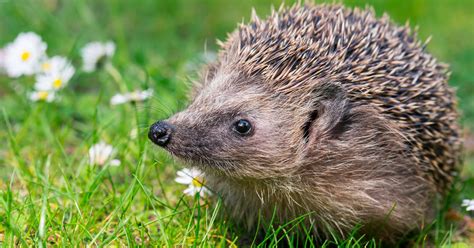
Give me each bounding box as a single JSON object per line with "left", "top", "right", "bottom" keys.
{"left": 150, "top": 3, "right": 462, "bottom": 243}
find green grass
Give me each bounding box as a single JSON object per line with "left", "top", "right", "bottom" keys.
{"left": 0, "top": 0, "right": 473, "bottom": 246}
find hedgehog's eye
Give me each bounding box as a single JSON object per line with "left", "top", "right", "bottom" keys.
{"left": 233, "top": 119, "right": 252, "bottom": 136}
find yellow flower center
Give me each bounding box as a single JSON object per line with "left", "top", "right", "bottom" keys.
{"left": 130, "top": 92, "right": 139, "bottom": 100}
{"left": 38, "top": 91, "right": 49, "bottom": 100}
{"left": 21, "top": 51, "right": 31, "bottom": 61}
{"left": 42, "top": 62, "right": 51, "bottom": 71}
{"left": 53, "top": 79, "right": 62, "bottom": 89}
{"left": 192, "top": 177, "right": 204, "bottom": 187}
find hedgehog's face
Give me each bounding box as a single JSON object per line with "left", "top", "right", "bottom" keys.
{"left": 149, "top": 71, "right": 309, "bottom": 179}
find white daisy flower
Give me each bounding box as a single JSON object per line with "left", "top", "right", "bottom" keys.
{"left": 110, "top": 94, "right": 129, "bottom": 105}
{"left": 35, "top": 56, "right": 75, "bottom": 91}
{"left": 28, "top": 90, "right": 56, "bottom": 102}
{"left": 88, "top": 141, "right": 121, "bottom": 166}
{"left": 110, "top": 89, "right": 153, "bottom": 105}
{"left": 175, "top": 168, "right": 211, "bottom": 197}
{"left": 81, "top": 41, "right": 115, "bottom": 72}
{"left": 4, "top": 32, "right": 47, "bottom": 77}
{"left": 462, "top": 199, "right": 474, "bottom": 211}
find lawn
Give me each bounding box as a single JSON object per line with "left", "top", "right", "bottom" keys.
{"left": 0, "top": 0, "right": 473, "bottom": 246}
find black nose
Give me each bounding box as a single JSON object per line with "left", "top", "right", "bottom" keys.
{"left": 148, "top": 121, "right": 173, "bottom": 147}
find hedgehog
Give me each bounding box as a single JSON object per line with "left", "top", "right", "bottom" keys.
{"left": 148, "top": 3, "right": 461, "bottom": 242}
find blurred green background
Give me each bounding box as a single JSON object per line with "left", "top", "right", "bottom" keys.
{"left": 0, "top": 0, "right": 473, "bottom": 246}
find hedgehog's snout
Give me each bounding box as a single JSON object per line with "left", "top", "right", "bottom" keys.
{"left": 148, "top": 121, "right": 174, "bottom": 147}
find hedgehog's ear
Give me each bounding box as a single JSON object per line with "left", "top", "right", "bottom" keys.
{"left": 302, "top": 81, "right": 350, "bottom": 145}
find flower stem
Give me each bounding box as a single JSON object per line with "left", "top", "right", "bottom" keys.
{"left": 105, "top": 63, "right": 128, "bottom": 93}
